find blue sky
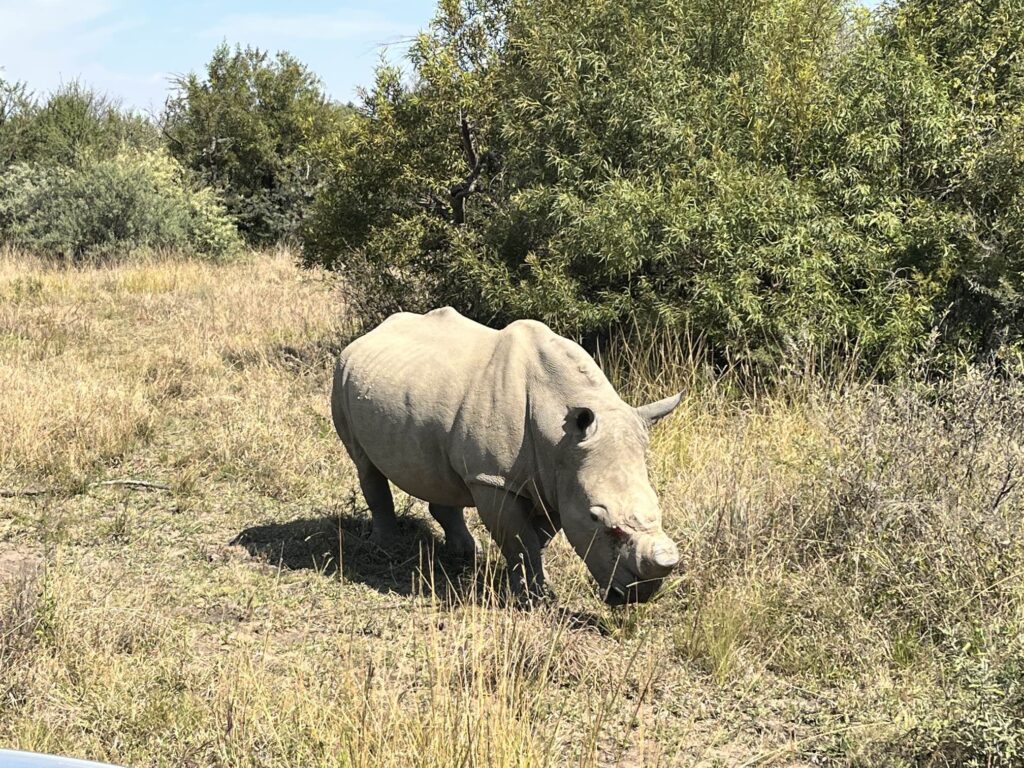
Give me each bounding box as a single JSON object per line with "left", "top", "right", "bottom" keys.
{"left": 0, "top": 1, "right": 436, "bottom": 115}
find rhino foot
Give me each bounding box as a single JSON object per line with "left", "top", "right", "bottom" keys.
{"left": 428, "top": 504, "right": 479, "bottom": 560}
{"left": 512, "top": 584, "right": 557, "bottom": 611}
{"left": 368, "top": 523, "right": 399, "bottom": 551}
{"left": 444, "top": 533, "right": 481, "bottom": 559}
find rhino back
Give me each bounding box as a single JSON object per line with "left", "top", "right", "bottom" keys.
{"left": 333, "top": 308, "right": 499, "bottom": 505}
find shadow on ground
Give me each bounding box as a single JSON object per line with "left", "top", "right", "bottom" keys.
{"left": 232, "top": 510, "right": 612, "bottom": 631}
{"left": 231, "top": 510, "right": 490, "bottom": 601}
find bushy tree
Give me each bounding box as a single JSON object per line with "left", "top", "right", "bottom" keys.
{"left": 303, "top": 0, "right": 1024, "bottom": 371}
{"left": 164, "top": 44, "right": 354, "bottom": 245}
{"left": 0, "top": 80, "right": 157, "bottom": 169}
{"left": 0, "top": 77, "right": 33, "bottom": 167}
{"left": 888, "top": 0, "right": 1024, "bottom": 353}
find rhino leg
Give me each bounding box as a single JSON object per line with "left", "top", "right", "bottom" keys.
{"left": 355, "top": 460, "right": 398, "bottom": 545}
{"left": 470, "top": 485, "right": 546, "bottom": 601}
{"left": 428, "top": 504, "right": 479, "bottom": 557}
{"left": 531, "top": 510, "right": 560, "bottom": 550}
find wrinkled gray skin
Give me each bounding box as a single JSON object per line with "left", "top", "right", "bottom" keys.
{"left": 331, "top": 308, "right": 682, "bottom": 604}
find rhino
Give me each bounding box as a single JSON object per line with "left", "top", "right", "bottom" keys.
{"left": 330, "top": 307, "right": 682, "bottom": 604}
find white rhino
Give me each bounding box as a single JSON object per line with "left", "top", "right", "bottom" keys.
{"left": 330, "top": 307, "right": 682, "bottom": 604}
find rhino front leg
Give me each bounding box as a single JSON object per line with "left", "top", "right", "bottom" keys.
{"left": 470, "top": 485, "right": 546, "bottom": 600}
{"left": 531, "top": 509, "right": 560, "bottom": 550}
{"left": 428, "top": 504, "right": 480, "bottom": 557}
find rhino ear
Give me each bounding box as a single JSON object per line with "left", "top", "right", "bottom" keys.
{"left": 636, "top": 392, "right": 682, "bottom": 426}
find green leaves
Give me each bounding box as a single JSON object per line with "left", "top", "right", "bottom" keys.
{"left": 0, "top": 80, "right": 158, "bottom": 170}
{"left": 163, "top": 44, "right": 354, "bottom": 246}
{"left": 302, "top": 0, "right": 1024, "bottom": 373}
{"left": 0, "top": 151, "right": 242, "bottom": 262}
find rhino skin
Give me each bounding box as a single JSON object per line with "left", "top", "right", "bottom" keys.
{"left": 330, "top": 307, "right": 682, "bottom": 605}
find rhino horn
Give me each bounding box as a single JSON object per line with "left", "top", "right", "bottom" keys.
{"left": 636, "top": 392, "right": 682, "bottom": 425}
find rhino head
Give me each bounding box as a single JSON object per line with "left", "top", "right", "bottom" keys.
{"left": 549, "top": 392, "right": 682, "bottom": 605}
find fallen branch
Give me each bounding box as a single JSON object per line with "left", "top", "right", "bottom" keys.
{"left": 90, "top": 479, "right": 171, "bottom": 492}
{"left": 0, "top": 479, "right": 171, "bottom": 498}
{"left": 0, "top": 488, "right": 51, "bottom": 498}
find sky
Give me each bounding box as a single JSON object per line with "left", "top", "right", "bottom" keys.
{"left": 0, "top": 0, "right": 436, "bottom": 116}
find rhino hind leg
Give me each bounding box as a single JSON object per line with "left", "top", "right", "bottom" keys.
{"left": 428, "top": 504, "right": 479, "bottom": 557}
{"left": 355, "top": 459, "right": 399, "bottom": 545}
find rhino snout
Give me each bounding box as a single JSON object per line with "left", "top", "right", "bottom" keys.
{"left": 636, "top": 533, "right": 680, "bottom": 578}
{"left": 600, "top": 534, "right": 680, "bottom": 605}
{"left": 651, "top": 537, "right": 680, "bottom": 571}
{"left": 604, "top": 576, "right": 664, "bottom": 605}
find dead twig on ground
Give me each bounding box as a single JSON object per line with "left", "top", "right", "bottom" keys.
{"left": 90, "top": 479, "right": 171, "bottom": 492}
{"left": 0, "top": 479, "right": 171, "bottom": 498}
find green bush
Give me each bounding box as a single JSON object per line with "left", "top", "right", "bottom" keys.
{"left": 0, "top": 150, "right": 242, "bottom": 261}
{"left": 0, "top": 80, "right": 158, "bottom": 169}
{"left": 302, "top": 0, "right": 1023, "bottom": 372}
{"left": 163, "top": 44, "right": 356, "bottom": 246}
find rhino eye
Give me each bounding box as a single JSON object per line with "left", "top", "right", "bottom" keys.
{"left": 575, "top": 407, "right": 596, "bottom": 435}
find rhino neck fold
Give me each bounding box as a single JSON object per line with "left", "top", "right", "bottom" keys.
{"left": 523, "top": 387, "right": 563, "bottom": 515}
{"left": 453, "top": 327, "right": 535, "bottom": 499}
{"left": 453, "top": 319, "right": 607, "bottom": 522}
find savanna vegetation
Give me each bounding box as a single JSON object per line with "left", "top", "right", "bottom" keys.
{"left": 2, "top": 0, "right": 1024, "bottom": 765}
{"left": 1, "top": 251, "right": 1023, "bottom": 766}
{"left": 0, "top": 80, "right": 241, "bottom": 261}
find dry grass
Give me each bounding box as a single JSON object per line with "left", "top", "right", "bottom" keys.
{"left": 2, "top": 249, "right": 1023, "bottom": 766}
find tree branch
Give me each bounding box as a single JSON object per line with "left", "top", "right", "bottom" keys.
{"left": 459, "top": 110, "right": 477, "bottom": 169}
{"left": 449, "top": 113, "right": 492, "bottom": 225}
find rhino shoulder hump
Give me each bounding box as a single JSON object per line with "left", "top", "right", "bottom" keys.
{"left": 501, "top": 318, "right": 558, "bottom": 344}
{"left": 501, "top": 320, "right": 611, "bottom": 391}
{"left": 426, "top": 306, "right": 462, "bottom": 318}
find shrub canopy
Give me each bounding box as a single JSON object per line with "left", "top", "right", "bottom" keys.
{"left": 302, "top": 0, "right": 1024, "bottom": 371}
{"left": 0, "top": 79, "right": 158, "bottom": 169}
{"left": 0, "top": 80, "right": 237, "bottom": 261}
{"left": 164, "top": 43, "right": 355, "bottom": 245}
{"left": 0, "top": 151, "right": 241, "bottom": 261}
